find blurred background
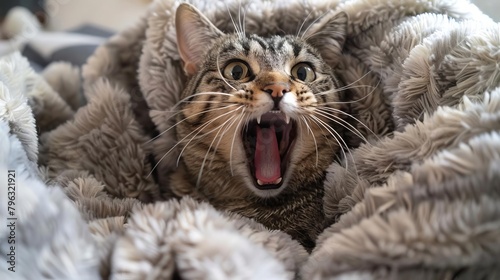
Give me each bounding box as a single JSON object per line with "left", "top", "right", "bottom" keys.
{"left": 0, "top": 0, "right": 498, "bottom": 70}
{"left": 0, "top": 0, "right": 150, "bottom": 32}
{"left": 1, "top": 0, "right": 498, "bottom": 33}
{"left": 474, "top": 0, "right": 499, "bottom": 21}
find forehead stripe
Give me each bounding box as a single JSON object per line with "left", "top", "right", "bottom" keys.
{"left": 251, "top": 36, "right": 268, "bottom": 50}
{"left": 291, "top": 42, "right": 302, "bottom": 57}
{"left": 221, "top": 44, "right": 237, "bottom": 54}
{"left": 305, "top": 49, "right": 321, "bottom": 60}
{"left": 240, "top": 40, "right": 251, "bottom": 55}
{"left": 276, "top": 39, "right": 285, "bottom": 51}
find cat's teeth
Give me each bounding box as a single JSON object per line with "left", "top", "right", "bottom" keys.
{"left": 273, "top": 177, "right": 282, "bottom": 184}
{"left": 256, "top": 115, "right": 261, "bottom": 124}
{"left": 285, "top": 114, "right": 290, "bottom": 124}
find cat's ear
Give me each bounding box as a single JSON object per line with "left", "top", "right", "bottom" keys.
{"left": 302, "top": 11, "right": 348, "bottom": 65}
{"left": 175, "top": 3, "right": 223, "bottom": 75}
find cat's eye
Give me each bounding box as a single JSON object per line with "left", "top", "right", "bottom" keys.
{"left": 223, "top": 61, "right": 249, "bottom": 80}
{"left": 291, "top": 63, "right": 315, "bottom": 82}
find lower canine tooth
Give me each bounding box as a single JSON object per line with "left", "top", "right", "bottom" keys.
{"left": 273, "top": 177, "right": 282, "bottom": 184}
{"left": 257, "top": 179, "right": 264, "bottom": 185}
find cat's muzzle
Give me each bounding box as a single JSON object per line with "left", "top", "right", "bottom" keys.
{"left": 242, "top": 111, "right": 297, "bottom": 190}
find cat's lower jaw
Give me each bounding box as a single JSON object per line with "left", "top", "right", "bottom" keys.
{"left": 247, "top": 183, "right": 287, "bottom": 198}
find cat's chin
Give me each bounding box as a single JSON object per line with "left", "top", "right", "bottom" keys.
{"left": 246, "top": 181, "right": 288, "bottom": 198}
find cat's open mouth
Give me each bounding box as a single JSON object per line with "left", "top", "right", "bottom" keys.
{"left": 242, "top": 111, "right": 297, "bottom": 190}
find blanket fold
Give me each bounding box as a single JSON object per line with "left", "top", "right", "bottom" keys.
{"left": 1, "top": 0, "right": 500, "bottom": 279}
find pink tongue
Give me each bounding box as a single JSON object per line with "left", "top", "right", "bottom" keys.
{"left": 254, "top": 125, "right": 281, "bottom": 184}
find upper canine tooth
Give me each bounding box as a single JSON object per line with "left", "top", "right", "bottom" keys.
{"left": 285, "top": 114, "right": 290, "bottom": 124}
{"left": 256, "top": 115, "right": 261, "bottom": 124}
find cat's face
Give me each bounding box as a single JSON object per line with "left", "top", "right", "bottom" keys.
{"left": 173, "top": 3, "right": 348, "bottom": 198}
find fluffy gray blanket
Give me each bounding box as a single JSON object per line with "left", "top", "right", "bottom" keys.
{"left": 1, "top": 0, "right": 500, "bottom": 279}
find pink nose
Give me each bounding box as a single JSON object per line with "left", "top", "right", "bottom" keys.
{"left": 263, "top": 82, "right": 290, "bottom": 98}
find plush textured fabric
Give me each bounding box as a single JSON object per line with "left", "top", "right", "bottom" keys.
{"left": 1, "top": 0, "right": 500, "bottom": 279}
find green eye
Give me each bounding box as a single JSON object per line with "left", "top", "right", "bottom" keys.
{"left": 291, "top": 63, "right": 315, "bottom": 82}
{"left": 223, "top": 61, "right": 249, "bottom": 80}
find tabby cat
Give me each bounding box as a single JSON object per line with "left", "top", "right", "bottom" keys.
{"left": 169, "top": 3, "right": 349, "bottom": 250}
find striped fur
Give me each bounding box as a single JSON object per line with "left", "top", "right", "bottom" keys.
{"left": 169, "top": 3, "right": 350, "bottom": 250}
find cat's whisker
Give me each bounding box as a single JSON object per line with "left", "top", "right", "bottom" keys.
{"left": 315, "top": 71, "right": 375, "bottom": 97}
{"left": 147, "top": 104, "right": 239, "bottom": 144}
{"left": 319, "top": 95, "right": 373, "bottom": 105}
{"left": 148, "top": 122, "right": 207, "bottom": 178}
{"left": 238, "top": 0, "right": 242, "bottom": 35}
{"left": 299, "top": 10, "right": 330, "bottom": 39}
{"left": 313, "top": 109, "right": 368, "bottom": 143}
{"left": 302, "top": 30, "right": 345, "bottom": 42}
{"left": 307, "top": 114, "right": 354, "bottom": 172}
{"left": 303, "top": 114, "right": 338, "bottom": 157}
{"left": 242, "top": 8, "right": 246, "bottom": 37}
{"left": 208, "top": 110, "right": 246, "bottom": 168}
{"left": 225, "top": 4, "right": 242, "bottom": 38}
{"left": 309, "top": 115, "right": 349, "bottom": 160}
{"left": 148, "top": 107, "right": 242, "bottom": 177}
{"left": 180, "top": 100, "right": 235, "bottom": 104}
{"left": 300, "top": 115, "right": 320, "bottom": 167}
{"left": 177, "top": 106, "right": 245, "bottom": 167}
{"left": 319, "top": 78, "right": 382, "bottom": 104}
{"left": 169, "top": 91, "right": 233, "bottom": 111}
{"left": 196, "top": 110, "right": 244, "bottom": 187}
{"left": 229, "top": 112, "right": 249, "bottom": 176}
{"left": 316, "top": 106, "right": 381, "bottom": 141}
{"left": 183, "top": 92, "right": 233, "bottom": 97}
{"left": 341, "top": 74, "right": 381, "bottom": 97}
{"left": 339, "top": 74, "right": 381, "bottom": 95}
{"left": 296, "top": 10, "right": 315, "bottom": 37}
{"left": 194, "top": 122, "right": 232, "bottom": 187}
{"left": 338, "top": 69, "right": 375, "bottom": 89}
{"left": 305, "top": 115, "right": 345, "bottom": 169}
{"left": 315, "top": 85, "right": 376, "bottom": 97}
{"left": 237, "top": 0, "right": 245, "bottom": 38}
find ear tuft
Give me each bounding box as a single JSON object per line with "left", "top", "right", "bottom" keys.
{"left": 175, "top": 3, "right": 223, "bottom": 75}
{"left": 302, "top": 11, "right": 348, "bottom": 66}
